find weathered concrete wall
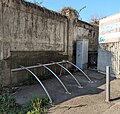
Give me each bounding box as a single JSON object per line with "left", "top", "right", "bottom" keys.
{"left": 1, "top": 0, "right": 68, "bottom": 53}
{"left": 61, "top": 8, "right": 98, "bottom": 66}
{"left": 11, "top": 51, "right": 68, "bottom": 85}
{"left": 74, "top": 21, "right": 98, "bottom": 67}
{"left": 98, "top": 43, "right": 120, "bottom": 78}
{"left": 0, "top": 0, "right": 68, "bottom": 86}
{"left": 0, "top": 0, "right": 98, "bottom": 86}
{"left": 0, "top": 2, "right": 3, "bottom": 60}
{"left": 68, "top": 20, "right": 98, "bottom": 67}
{"left": 74, "top": 21, "right": 98, "bottom": 52}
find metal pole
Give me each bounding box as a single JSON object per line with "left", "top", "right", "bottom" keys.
{"left": 105, "top": 66, "right": 110, "bottom": 102}
{"left": 56, "top": 63, "right": 83, "bottom": 88}
{"left": 11, "top": 61, "right": 67, "bottom": 72}
{"left": 38, "top": 64, "right": 71, "bottom": 94}
{"left": 66, "top": 61, "right": 93, "bottom": 82}
{"left": 20, "top": 66, "right": 53, "bottom": 104}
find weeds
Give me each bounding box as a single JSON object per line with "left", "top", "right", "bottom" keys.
{"left": 0, "top": 94, "right": 49, "bottom": 114}
{"left": 0, "top": 94, "right": 21, "bottom": 114}
{"left": 25, "top": 97, "right": 49, "bottom": 114}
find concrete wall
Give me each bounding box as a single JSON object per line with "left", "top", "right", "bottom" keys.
{"left": 72, "top": 21, "right": 98, "bottom": 67}
{"left": 0, "top": 0, "right": 68, "bottom": 53}
{"left": 98, "top": 43, "right": 120, "bottom": 78}
{"left": 0, "top": 0, "right": 68, "bottom": 86}
{"left": 74, "top": 21, "right": 98, "bottom": 51}
{"left": 0, "top": 0, "right": 98, "bottom": 86}
{"left": 98, "top": 13, "right": 120, "bottom": 78}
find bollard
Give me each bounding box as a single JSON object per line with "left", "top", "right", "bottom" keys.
{"left": 105, "top": 66, "right": 110, "bottom": 102}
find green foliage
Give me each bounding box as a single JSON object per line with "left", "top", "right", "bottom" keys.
{"left": 0, "top": 94, "right": 49, "bottom": 114}
{"left": 0, "top": 94, "right": 15, "bottom": 113}
{"left": 0, "top": 94, "right": 22, "bottom": 114}
{"left": 25, "top": 97, "right": 48, "bottom": 114}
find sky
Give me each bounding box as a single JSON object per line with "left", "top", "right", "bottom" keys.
{"left": 26, "top": 0, "right": 120, "bottom": 22}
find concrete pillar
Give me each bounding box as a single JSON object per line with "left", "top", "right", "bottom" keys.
{"left": 0, "top": 1, "right": 11, "bottom": 87}
{"left": 61, "top": 8, "right": 78, "bottom": 62}
{"left": 67, "top": 19, "right": 74, "bottom": 61}
{"left": 0, "top": 60, "right": 11, "bottom": 86}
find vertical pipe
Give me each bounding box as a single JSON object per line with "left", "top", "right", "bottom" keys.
{"left": 106, "top": 66, "right": 110, "bottom": 102}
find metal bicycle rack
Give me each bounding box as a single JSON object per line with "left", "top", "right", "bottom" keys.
{"left": 66, "top": 61, "right": 93, "bottom": 83}
{"left": 19, "top": 66, "right": 53, "bottom": 104}
{"left": 11, "top": 60, "right": 92, "bottom": 104}
{"left": 37, "top": 64, "right": 71, "bottom": 94}
{"left": 54, "top": 62, "right": 83, "bottom": 88}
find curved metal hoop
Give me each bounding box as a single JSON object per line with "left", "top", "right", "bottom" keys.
{"left": 66, "top": 61, "right": 93, "bottom": 82}
{"left": 20, "top": 66, "right": 53, "bottom": 104}
{"left": 55, "top": 63, "right": 83, "bottom": 88}
{"left": 38, "top": 64, "right": 71, "bottom": 94}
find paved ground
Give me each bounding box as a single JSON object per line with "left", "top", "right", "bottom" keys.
{"left": 11, "top": 70, "right": 120, "bottom": 114}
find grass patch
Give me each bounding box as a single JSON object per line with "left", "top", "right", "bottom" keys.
{"left": 0, "top": 94, "right": 49, "bottom": 114}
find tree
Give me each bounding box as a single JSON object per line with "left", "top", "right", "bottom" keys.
{"left": 89, "top": 15, "right": 106, "bottom": 25}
